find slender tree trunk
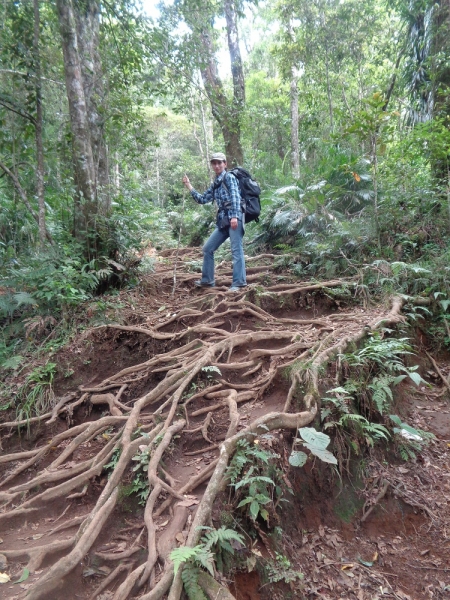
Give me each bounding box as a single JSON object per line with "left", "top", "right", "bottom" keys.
{"left": 191, "top": 91, "right": 208, "bottom": 179}
{"left": 224, "top": 0, "right": 245, "bottom": 166}
{"left": 224, "top": 0, "right": 244, "bottom": 166}
{"left": 290, "top": 75, "right": 300, "bottom": 179}
{"left": 196, "top": 4, "right": 245, "bottom": 167}
{"left": 114, "top": 151, "right": 120, "bottom": 193}
{"left": 56, "top": 0, "right": 97, "bottom": 245}
{"left": 0, "top": 161, "right": 53, "bottom": 244}
{"left": 33, "top": 0, "right": 46, "bottom": 247}
{"left": 198, "top": 91, "right": 212, "bottom": 180}
{"left": 371, "top": 134, "right": 380, "bottom": 249}
{"left": 75, "top": 0, "right": 110, "bottom": 214}
{"left": 324, "top": 41, "right": 334, "bottom": 131}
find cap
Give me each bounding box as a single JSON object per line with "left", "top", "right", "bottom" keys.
{"left": 210, "top": 152, "right": 226, "bottom": 162}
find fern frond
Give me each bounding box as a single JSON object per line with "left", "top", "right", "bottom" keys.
{"left": 170, "top": 546, "right": 203, "bottom": 574}
{"left": 181, "top": 564, "right": 208, "bottom": 600}
{"left": 200, "top": 526, "right": 245, "bottom": 553}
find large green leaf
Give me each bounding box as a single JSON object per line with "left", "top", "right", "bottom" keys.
{"left": 298, "top": 427, "right": 331, "bottom": 450}
{"left": 305, "top": 445, "right": 338, "bottom": 464}
{"left": 288, "top": 451, "right": 307, "bottom": 467}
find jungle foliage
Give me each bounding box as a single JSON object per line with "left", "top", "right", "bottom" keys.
{"left": 1, "top": 0, "right": 450, "bottom": 369}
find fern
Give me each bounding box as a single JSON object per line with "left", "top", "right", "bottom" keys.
{"left": 226, "top": 439, "right": 274, "bottom": 484}
{"left": 199, "top": 526, "right": 244, "bottom": 554}
{"left": 170, "top": 546, "right": 214, "bottom": 576}
{"left": 368, "top": 375, "right": 394, "bottom": 414}
{"left": 339, "top": 413, "right": 389, "bottom": 446}
{"left": 170, "top": 527, "right": 244, "bottom": 600}
{"left": 181, "top": 564, "right": 208, "bottom": 600}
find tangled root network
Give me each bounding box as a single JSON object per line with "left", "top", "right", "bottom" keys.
{"left": 0, "top": 252, "right": 407, "bottom": 600}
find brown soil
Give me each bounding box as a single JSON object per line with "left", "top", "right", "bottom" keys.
{"left": 1, "top": 250, "right": 449, "bottom": 600}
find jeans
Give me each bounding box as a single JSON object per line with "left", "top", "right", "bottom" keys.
{"left": 200, "top": 219, "right": 246, "bottom": 287}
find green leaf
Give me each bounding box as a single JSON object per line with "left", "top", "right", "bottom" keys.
{"left": 298, "top": 427, "right": 330, "bottom": 450}
{"left": 407, "top": 372, "right": 425, "bottom": 386}
{"left": 440, "top": 299, "right": 450, "bottom": 311}
{"left": 389, "top": 414, "right": 402, "bottom": 427}
{"left": 237, "top": 497, "right": 253, "bottom": 508}
{"left": 306, "top": 446, "right": 338, "bottom": 464}
{"left": 249, "top": 500, "right": 260, "bottom": 520}
{"left": 1, "top": 355, "right": 24, "bottom": 370}
{"left": 260, "top": 508, "right": 269, "bottom": 521}
{"left": 288, "top": 451, "right": 307, "bottom": 467}
{"left": 170, "top": 547, "right": 199, "bottom": 574}
{"left": 13, "top": 568, "right": 30, "bottom": 584}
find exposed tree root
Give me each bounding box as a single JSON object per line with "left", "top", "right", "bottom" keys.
{"left": 0, "top": 265, "right": 415, "bottom": 600}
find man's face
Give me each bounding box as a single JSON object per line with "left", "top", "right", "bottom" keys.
{"left": 211, "top": 160, "right": 227, "bottom": 175}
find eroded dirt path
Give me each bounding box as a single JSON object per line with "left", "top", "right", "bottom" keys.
{"left": 0, "top": 251, "right": 449, "bottom": 600}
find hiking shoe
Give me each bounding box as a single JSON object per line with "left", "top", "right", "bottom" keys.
{"left": 195, "top": 280, "right": 215, "bottom": 288}
{"left": 229, "top": 286, "right": 247, "bottom": 292}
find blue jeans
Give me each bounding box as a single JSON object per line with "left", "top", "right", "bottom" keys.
{"left": 200, "top": 220, "right": 246, "bottom": 287}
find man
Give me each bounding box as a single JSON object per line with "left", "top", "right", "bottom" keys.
{"left": 182, "top": 152, "right": 246, "bottom": 292}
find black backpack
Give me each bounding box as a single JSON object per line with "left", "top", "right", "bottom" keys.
{"left": 223, "top": 167, "right": 261, "bottom": 223}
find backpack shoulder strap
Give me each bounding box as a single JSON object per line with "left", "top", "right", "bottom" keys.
{"left": 222, "top": 171, "right": 233, "bottom": 191}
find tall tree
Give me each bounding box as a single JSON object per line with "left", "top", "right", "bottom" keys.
{"left": 56, "top": 0, "right": 97, "bottom": 248}
{"left": 75, "top": 0, "right": 110, "bottom": 213}
{"left": 402, "top": 0, "right": 450, "bottom": 181}
{"left": 161, "top": 0, "right": 246, "bottom": 166}
{"left": 33, "top": 0, "right": 46, "bottom": 246}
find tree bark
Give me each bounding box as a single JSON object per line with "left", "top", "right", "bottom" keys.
{"left": 0, "top": 161, "right": 53, "bottom": 244}
{"left": 33, "top": 0, "right": 47, "bottom": 247}
{"left": 189, "top": 0, "right": 244, "bottom": 168}
{"left": 56, "top": 0, "right": 97, "bottom": 243}
{"left": 199, "top": 28, "right": 243, "bottom": 167}
{"left": 290, "top": 75, "right": 300, "bottom": 179}
{"left": 224, "top": 0, "right": 244, "bottom": 166}
{"left": 75, "top": 0, "right": 110, "bottom": 214}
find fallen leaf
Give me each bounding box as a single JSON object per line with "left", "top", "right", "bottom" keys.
{"left": 175, "top": 533, "right": 185, "bottom": 544}
{"left": 14, "top": 568, "right": 30, "bottom": 584}
{"left": 341, "top": 563, "right": 355, "bottom": 570}
{"left": 251, "top": 548, "right": 263, "bottom": 557}
{"left": 32, "top": 534, "right": 44, "bottom": 540}
{"left": 0, "top": 572, "right": 11, "bottom": 583}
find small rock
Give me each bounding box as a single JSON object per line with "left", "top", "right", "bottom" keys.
{"left": 0, "top": 554, "right": 7, "bottom": 570}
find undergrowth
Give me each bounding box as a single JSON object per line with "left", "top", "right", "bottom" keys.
{"left": 321, "top": 330, "right": 434, "bottom": 467}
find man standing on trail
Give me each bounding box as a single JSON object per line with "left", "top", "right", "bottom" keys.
{"left": 182, "top": 152, "right": 247, "bottom": 292}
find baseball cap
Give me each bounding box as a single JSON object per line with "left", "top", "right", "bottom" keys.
{"left": 210, "top": 152, "right": 226, "bottom": 162}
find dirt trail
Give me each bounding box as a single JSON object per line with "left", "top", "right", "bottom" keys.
{"left": 0, "top": 251, "right": 449, "bottom": 600}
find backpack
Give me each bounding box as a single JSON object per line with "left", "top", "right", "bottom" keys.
{"left": 223, "top": 167, "right": 261, "bottom": 223}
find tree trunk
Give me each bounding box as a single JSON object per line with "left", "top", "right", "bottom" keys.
{"left": 33, "top": 0, "right": 47, "bottom": 247}
{"left": 75, "top": 0, "right": 110, "bottom": 214}
{"left": 432, "top": 0, "right": 450, "bottom": 185}
{"left": 194, "top": 0, "right": 244, "bottom": 168}
{"left": 224, "top": 0, "right": 244, "bottom": 166}
{"left": 199, "top": 29, "right": 243, "bottom": 167}
{"left": 56, "top": 0, "right": 97, "bottom": 245}
{"left": 290, "top": 75, "right": 300, "bottom": 179}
